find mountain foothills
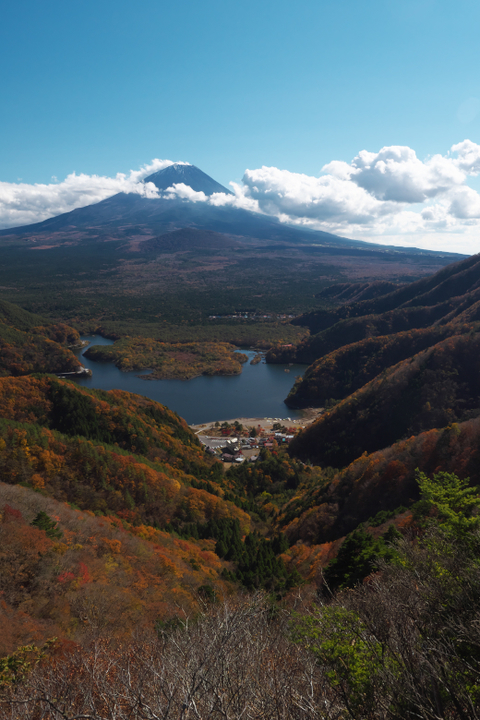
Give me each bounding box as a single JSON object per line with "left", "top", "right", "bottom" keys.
{"left": 1, "top": 166, "right": 480, "bottom": 717}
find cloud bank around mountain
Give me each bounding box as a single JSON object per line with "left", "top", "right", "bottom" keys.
{"left": 1, "top": 144, "right": 480, "bottom": 254}
{"left": 0, "top": 159, "right": 175, "bottom": 229}
{"left": 166, "top": 141, "right": 480, "bottom": 254}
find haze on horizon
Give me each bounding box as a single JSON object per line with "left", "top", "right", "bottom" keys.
{"left": 1, "top": 0, "right": 480, "bottom": 255}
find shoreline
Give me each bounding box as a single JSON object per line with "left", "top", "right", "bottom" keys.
{"left": 189, "top": 407, "right": 323, "bottom": 434}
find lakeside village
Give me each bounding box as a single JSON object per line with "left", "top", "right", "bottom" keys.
{"left": 207, "top": 312, "right": 297, "bottom": 321}
{"left": 191, "top": 415, "right": 318, "bottom": 465}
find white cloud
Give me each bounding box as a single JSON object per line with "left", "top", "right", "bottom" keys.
{"left": 163, "top": 183, "right": 207, "bottom": 203}
{"left": 239, "top": 166, "right": 388, "bottom": 224}
{"left": 448, "top": 186, "right": 480, "bottom": 219}
{"left": 0, "top": 159, "right": 181, "bottom": 229}
{"left": 451, "top": 140, "right": 480, "bottom": 174}
{"left": 209, "top": 183, "right": 260, "bottom": 213}
{"left": 325, "top": 145, "right": 465, "bottom": 202}
{"left": 228, "top": 141, "right": 480, "bottom": 254}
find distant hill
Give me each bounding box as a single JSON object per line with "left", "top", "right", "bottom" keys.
{"left": 0, "top": 299, "right": 48, "bottom": 332}
{"left": 291, "top": 252, "right": 480, "bottom": 336}
{"left": 284, "top": 323, "right": 467, "bottom": 408}
{"left": 315, "top": 280, "right": 402, "bottom": 304}
{"left": 289, "top": 330, "right": 480, "bottom": 467}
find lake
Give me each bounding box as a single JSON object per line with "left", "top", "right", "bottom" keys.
{"left": 73, "top": 336, "right": 307, "bottom": 425}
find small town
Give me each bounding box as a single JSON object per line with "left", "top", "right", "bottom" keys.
{"left": 207, "top": 312, "right": 297, "bottom": 320}
{"left": 190, "top": 414, "right": 319, "bottom": 465}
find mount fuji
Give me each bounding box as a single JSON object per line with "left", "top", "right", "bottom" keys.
{"left": 0, "top": 163, "right": 464, "bottom": 271}
{"left": 144, "top": 163, "right": 232, "bottom": 196}
{"left": 0, "top": 163, "right": 379, "bottom": 248}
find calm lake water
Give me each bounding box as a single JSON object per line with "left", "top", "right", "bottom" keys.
{"left": 74, "top": 336, "right": 307, "bottom": 425}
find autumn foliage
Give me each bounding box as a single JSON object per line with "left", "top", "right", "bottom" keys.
{"left": 0, "top": 482, "right": 232, "bottom": 655}
{"left": 289, "top": 331, "right": 480, "bottom": 467}
{"left": 85, "top": 337, "right": 248, "bottom": 379}
{"left": 281, "top": 414, "right": 480, "bottom": 546}
{"left": 0, "top": 376, "right": 249, "bottom": 531}
{"left": 0, "top": 299, "right": 81, "bottom": 377}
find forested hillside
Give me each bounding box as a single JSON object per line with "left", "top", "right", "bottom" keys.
{"left": 282, "top": 414, "right": 480, "bottom": 545}
{"left": 268, "top": 251, "right": 480, "bottom": 369}
{"left": 0, "top": 376, "right": 241, "bottom": 524}
{"left": 284, "top": 322, "right": 468, "bottom": 408}
{"left": 0, "top": 482, "right": 231, "bottom": 655}
{"left": 0, "top": 299, "right": 81, "bottom": 376}
{"left": 288, "top": 330, "right": 480, "bottom": 466}
{"left": 0, "top": 375, "right": 305, "bottom": 658}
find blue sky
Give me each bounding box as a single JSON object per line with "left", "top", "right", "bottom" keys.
{"left": 1, "top": 0, "right": 480, "bottom": 253}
